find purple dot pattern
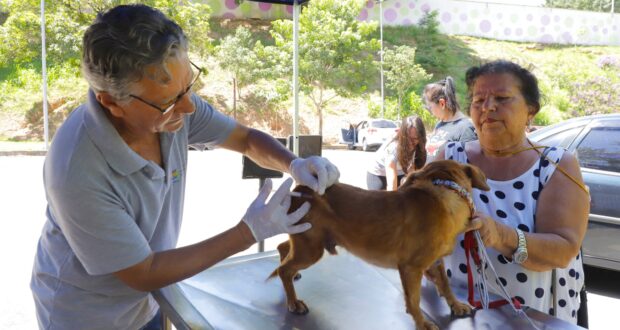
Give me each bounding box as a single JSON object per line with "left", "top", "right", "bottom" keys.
{"left": 204, "top": 0, "right": 620, "bottom": 46}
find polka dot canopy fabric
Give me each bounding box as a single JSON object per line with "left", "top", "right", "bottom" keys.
{"left": 443, "top": 142, "right": 584, "bottom": 324}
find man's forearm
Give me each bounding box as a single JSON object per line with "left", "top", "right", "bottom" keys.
{"left": 116, "top": 222, "right": 255, "bottom": 292}
{"left": 244, "top": 129, "right": 296, "bottom": 173}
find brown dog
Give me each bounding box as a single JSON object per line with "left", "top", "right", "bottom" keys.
{"left": 270, "top": 160, "right": 490, "bottom": 330}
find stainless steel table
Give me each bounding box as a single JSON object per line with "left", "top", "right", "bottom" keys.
{"left": 153, "top": 250, "right": 583, "bottom": 329}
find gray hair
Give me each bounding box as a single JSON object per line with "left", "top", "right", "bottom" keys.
{"left": 81, "top": 4, "right": 188, "bottom": 100}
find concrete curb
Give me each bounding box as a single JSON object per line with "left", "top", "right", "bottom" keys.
{"left": 0, "top": 144, "right": 351, "bottom": 157}
{"left": 0, "top": 150, "right": 47, "bottom": 157}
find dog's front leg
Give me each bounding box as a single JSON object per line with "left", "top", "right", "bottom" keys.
{"left": 425, "top": 260, "right": 472, "bottom": 317}
{"left": 398, "top": 265, "right": 438, "bottom": 330}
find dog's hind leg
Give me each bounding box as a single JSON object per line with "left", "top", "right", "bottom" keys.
{"left": 426, "top": 260, "right": 472, "bottom": 317}
{"left": 278, "top": 238, "right": 325, "bottom": 315}
{"left": 398, "top": 264, "right": 439, "bottom": 330}
{"left": 276, "top": 241, "right": 301, "bottom": 280}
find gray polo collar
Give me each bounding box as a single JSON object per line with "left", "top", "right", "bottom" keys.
{"left": 83, "top": 89, "right": 150, "bottom": 176}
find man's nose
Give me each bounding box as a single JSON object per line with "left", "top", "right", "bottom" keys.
{"left": 176, "top": 93, "right": 196, "bottom": 115}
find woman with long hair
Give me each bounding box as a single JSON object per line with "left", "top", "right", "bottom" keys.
{"left": 366, "top": 115, "right": 427, "bottom": 191}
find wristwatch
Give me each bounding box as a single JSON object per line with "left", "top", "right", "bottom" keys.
{"left": 512, "top": 228, "right": 528, "bottom": 264}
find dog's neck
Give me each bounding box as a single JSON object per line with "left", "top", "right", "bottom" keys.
{"left": 432, "top": 179, "right": 475, "bottom": 216}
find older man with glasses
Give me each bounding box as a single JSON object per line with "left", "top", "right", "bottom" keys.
{"left": 30, "top": 4, "right": 340, "bottom": 330}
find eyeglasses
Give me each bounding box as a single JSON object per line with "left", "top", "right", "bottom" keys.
{"left": 129, "top": 60, "right": 203, "bottom": 115}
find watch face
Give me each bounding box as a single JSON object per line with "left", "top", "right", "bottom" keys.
{"left": 514, "top": 250, "right": 528, "bottom": 264}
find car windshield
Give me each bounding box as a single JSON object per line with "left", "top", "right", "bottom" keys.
{"left": 371, "top": 120, "right": 397, "bottom": 128}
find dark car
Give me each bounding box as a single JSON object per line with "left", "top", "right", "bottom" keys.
{"left": 528, "top": 114, "right": 620, "bottom": 274}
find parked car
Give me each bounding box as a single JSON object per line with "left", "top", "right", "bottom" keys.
{"left": 528, "top": 114, "right": 620, "bottom": 274}
{"left": 339, "top": 119, "right": 398, "bottom": 151}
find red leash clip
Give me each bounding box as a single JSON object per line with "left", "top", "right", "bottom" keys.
{"left": 464, "top": 231, "right": 522, "bottom": 310}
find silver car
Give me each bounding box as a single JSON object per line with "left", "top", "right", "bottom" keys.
{"left": 528, "top": 114, "right": 620, "bottom": 274}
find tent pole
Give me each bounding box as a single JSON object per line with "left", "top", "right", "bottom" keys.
{"left": 41, "top": 0, "right": 49, "bottom": 150}
{"left": 292, "top": 0, "right": 300, "bottom": 156}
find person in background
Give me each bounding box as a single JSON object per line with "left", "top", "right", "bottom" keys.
{"left": 432, "top": 60, "right": 589, "bottom": 325}
{"left": 30, "top": 5, "right": 339, "bottom": 330}
{"left": 423, "top": 76, "right": 477, "bottom": 160}
{"left": 366, "top": 115, "right": 427, "bottom": 191}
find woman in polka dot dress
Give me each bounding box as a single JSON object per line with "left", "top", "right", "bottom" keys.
{"left": 434, "top": 60, "right": 590, "bottom": 325}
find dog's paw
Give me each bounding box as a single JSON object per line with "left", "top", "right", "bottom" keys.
{"left": 294, "top": 272, "right": 302, "bottom": 281}
{"left": 450, "top": 301, "right": 473, "bottom": 317}
{"left": 287, "top": 299, "right": 309, "bottom": 315}
{"left": 419, "top": 320, "right": 439, "bottom": 330}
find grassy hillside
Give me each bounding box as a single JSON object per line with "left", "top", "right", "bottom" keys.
{"left": 1, "top": 16, "right": 619, "bottom": 145}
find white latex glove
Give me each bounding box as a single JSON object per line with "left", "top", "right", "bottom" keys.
{"left": 241, "top": 178, "right": 311, "bottom": 242}
{"left": 289, "top": 156, "right": 340, "bottom": 195}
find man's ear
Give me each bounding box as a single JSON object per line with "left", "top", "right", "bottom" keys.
{"left": 96, "top": 92, "right": 126, "bottom": 118}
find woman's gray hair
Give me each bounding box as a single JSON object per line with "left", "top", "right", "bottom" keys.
{"left": 81, "top": 4, "right": 188, "bottom": 100}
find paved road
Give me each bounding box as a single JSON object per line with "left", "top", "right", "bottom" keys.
{"left": 1, "top": 150, "right": 617, "bottom": 329}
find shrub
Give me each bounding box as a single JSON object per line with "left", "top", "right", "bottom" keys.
{"left": 570, "top": 76, "right": 620, "bottom": 116}
{"left": 597, "top": 55, "right": 620, "bottom": 70}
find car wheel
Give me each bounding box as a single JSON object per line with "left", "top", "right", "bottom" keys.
{"left": 347, "top": 143, "right": 356, "bottom": 150}
{"left": 362, "top": 139, "right": 369, "bottom": 152}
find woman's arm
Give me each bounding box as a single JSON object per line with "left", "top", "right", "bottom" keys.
{"left": 525, "top": 151, "right": 589, "bottom": 270}
{"left": 386, "top": 159, "right": 399, "bottom": 191}
{"left": 468, "top": 152, "right": 589, "bottom": 271}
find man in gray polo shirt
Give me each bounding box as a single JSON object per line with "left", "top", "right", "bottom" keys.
{"left": 30, "top": 5, "right": 340, "bottom": 329}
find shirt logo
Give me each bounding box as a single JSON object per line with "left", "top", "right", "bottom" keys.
{"left": 171, "top": 169, "right": 182, "bottom": 183}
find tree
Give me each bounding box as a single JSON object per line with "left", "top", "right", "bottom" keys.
{"left": 215, "top": 27, "right": 264, "bottom": 118}
{"left": 383, "top": 45, "right": 431, "bottom": 120}
{"left": 265, "top": 0, "right": 380, "bottom": 136}
{"left": 0, "top": 0, "right": 212, "bottom": 67}
{"left": 545, "top": 0, "right": 619, "bottom": 13}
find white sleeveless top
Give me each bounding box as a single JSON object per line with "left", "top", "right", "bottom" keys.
{"left": 443, "top": 141, "right": 584, "bottom": 324}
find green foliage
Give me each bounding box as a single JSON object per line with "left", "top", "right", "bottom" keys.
{"left": 407, "top": 91, "right": 436, "bottom": 129}
{"left": 0, "top": 0, "right": 212, "bottom": 140}
{"left": 380, "top": 10, "right": 470, "bottom": 93}
{"left": 382, "top": 45, "right": 432, "bottom": 118}
{"left": 0, "top": 0, "right": 212, "bottom": 67}
{"left": 418, "top": 10, "right": 440, "bottom": 35}
{"left": 216, "top": 27, "right": 263, "bottom": 98}
{"left": 545, "top": 0, "right": 620, "bottom": 13}
{"left": 265, "top": 0, "right": 380, "bottom": 134}
{"left": 368, "top": 97, "right": 399, "bottom": 120}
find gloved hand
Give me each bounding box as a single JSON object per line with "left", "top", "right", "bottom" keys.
{"left": 289, "top": 156, "right": 340, "bottom": 195}
{"left": 241, "top": 178, "right": 311, "bottom": 242}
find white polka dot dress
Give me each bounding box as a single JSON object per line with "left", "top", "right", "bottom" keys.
{"left": 443, "top": 142, "right": 584, "bottom": 324}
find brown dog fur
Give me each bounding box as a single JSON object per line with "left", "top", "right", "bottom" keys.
{"left": 270, "top": 160, "right": 490, "bottom": 330}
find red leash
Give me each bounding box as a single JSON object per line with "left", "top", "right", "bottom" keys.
{"left": 464, "top": 231, "right": 522, "bottom": 310}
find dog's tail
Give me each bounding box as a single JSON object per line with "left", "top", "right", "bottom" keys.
{"left": 267, "top": 268, "right": 279, "bottom": 280}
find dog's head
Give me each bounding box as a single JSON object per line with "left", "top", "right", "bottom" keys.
{"left": 401, "top": 160, "right": 490, "bottom": 192}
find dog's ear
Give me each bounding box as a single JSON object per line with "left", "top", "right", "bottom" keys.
{"left": 464, "top": 164, "right": 490, "bottom": 191}
{"left": 400, "top": 171, "right": 418, "bottom": 187}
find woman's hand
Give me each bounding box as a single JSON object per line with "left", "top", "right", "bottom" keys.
{"left": 465, "top": 211, "right": 514, "bottom": 254}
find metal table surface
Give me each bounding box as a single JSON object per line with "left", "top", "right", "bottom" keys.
{"left": 153, "top": 250, "right": 583, "bottom": 330}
